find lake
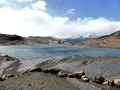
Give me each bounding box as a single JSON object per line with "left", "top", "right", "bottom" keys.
{"left": 0, "top": 44, "right": 120, "bottom": 60}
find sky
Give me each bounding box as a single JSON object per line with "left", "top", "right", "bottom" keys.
{"left": 0, "top": 0, "right": 120, "bottom": 38}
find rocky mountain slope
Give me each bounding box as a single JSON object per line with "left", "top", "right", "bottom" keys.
{"left": 0, "top": 34, "right": 63, "bottom": 45}
{"left": 0, "top": 34, "right": 25, "bottom": 45}
{"left": 79, "top": 31, "right": 120, "bottom": 48}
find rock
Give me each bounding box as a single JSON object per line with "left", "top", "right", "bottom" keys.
{"left": 0, "top": 54, "right": 8, "bottom": 57}
{"left": 94, "top": 75, "right": 105, "bottom": 84}
{"left": 57, "top": 71, "right": 68, "bottom": 78}
{"left": 48, "top": 69, "right": 60, "bottom": 74}
{"left": 108, "top": 80, "right": 115, "bottom": 86}
{"left": 7, "top": 74, "right": 15, "bottom": 79}
{"left": 81, "top": 75, "right": 89, "bottom": 82}
{"left": 113, "top": 79, "right": 120, "bottom": 87}
{"left": 0, "top": 77, "right": 4, "bottom": 81}
{"left": 82, "top": 77, "right": 89, "bottom": 82}
{"left": 68, "top": 71, "right": 85, "bottom": 79}
{"left": 42, "top": 69, "right": 50, "bottom": 73}
{"left": 30, "top": 68, "right": 42, "bottom": 72}
{"left": 68, "top": 74, "right": 75, "bottom": 78}
{"left": 103, "top": 80, "right": 109, "bottom": 85}
{"left": 42, "top": 69, "right": 60, "bottom": 74}
{"left": 1, "top": 74, "right": 7, "bottom": 80}
{"left": 0, "top": 74, "right": 16, "bottom": 81}
{"left": 0, "top": 54, "right": 17, "bottom": 61}
{"left": 28, "top": 83, "right": 32, "bottom": 87}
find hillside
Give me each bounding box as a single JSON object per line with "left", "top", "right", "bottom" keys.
{"left": 0, "top": 34, "right": 63, "bottom": 45}
{"left": 0, "top": 34, "right": 25, "bottom": 45}
{"left": 79, "top": 31, "right": 120, "bottom": 48}
{"left": 26, "top": 36, "right": 64, "bottom": 44}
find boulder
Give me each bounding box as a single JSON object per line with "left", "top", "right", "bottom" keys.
{"left": 94, "top": 75, "right": 105, "bottom": 84}
{"left": 57, "top": 71, "right": 68, "bottom": 78}
{"left": 0, "top": 74, "right": 16, "bottom": 80}
{"left": 81, "top": 75, "right": 89, "bottom": 82}
{"left": 1, "top": 74, "right": 7, "bottom": 80}
{"left": 30, "top": 68, "right": 42, "bottom": 72}
{"left": 0, "top": 54, "right": 17, "bottom": 61}
{"left": 42, "top": 69, "right": 60, "bottom": 74}
{"left": 42, "top": 69, "right": 50, "bottom": 73}
{"left": 7, "top": 74, "right": 15, "bottom": 79}
{"left": 0, "top": 77, "right": 4, "bottom": 81}
{"left": 103, "top": 80, "right": 109, "bottom": 85}
{"left": 68, "top": 71, "right": 85, "bottom": 79}
{"left": 113, "top": 79, "right": 120, "bottom": 87}
{"left": 108, "top": 80, "right": 115, "bottom": 86}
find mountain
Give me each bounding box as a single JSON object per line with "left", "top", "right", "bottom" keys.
{"left": 0, "top": 34, "right": 25, "bottom": 45}
{"left": 26, "top": 36, "right": 64, "bottom": 44}
{"left": 79, "top": 30, "right": 120, "bottom": 48}
{"left": 64, "top": 37, "right": 88, "bottom": 45}
{"left": 0, "top": 33, "right": 64, "bottom": 45}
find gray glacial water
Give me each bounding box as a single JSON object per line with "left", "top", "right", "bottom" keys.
{"left": 0, "top": 44, "right": 120, "bottom": 60}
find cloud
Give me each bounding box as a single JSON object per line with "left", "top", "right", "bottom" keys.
{"left": 0, "top": 0, "right": 7, "bottom": 4}
{"left": 32, "top": 0, "right": 47, "bottom": 10}
{"left": 0, "top": 0, "right": 120, "bottom": 38}
{"left": 17, "top": 0, "right": 34, "bottom": 3}
{"left": 66, "top": 8, "right": 76, "bottom": 15}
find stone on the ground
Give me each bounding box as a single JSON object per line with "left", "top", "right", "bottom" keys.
{"left": 42, "top": 69, "right": 60, "bottom": 74}
{"left": 1, "top": 74, "right": 7, "bottom": 80}
{"left": 57, "top": 71, "right": 68, "bottom": 77}
{"left": 7, "top": 74, "right": 15, "bottom": 79}
{"left": 108, "top": 80, "right": 115, "bottom": 86}
{"left": 113, "top": 79, "right": 120, "bottom": 87}
{"left": 94, "top": 75, "right": 105, "bottom": 84}
{"left": 68, "top": 71, "right": 85, "bottom": 79}
{"left": 30, "top": 68, "right": 42, "bottom": 72}
{"left": 81, "top": 75, "right": 89, "bottom": 82}
{"left": 103, "top": 80, "right": 109, "bottom": 85}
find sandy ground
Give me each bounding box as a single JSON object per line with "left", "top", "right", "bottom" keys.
{"left": 0, "top": 72, "right": 79, "bottom": 90}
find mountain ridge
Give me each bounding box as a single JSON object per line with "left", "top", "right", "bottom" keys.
{"left": 79, "top": 30, "right": 120, "bottom": 48}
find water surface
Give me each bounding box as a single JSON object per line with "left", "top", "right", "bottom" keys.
{"left": 0, "top": 44, "right": 120, "bottom": 59}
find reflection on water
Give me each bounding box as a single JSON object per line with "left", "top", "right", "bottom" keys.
{"left": 0, "top": 44, "right": 120, "bottom": 59}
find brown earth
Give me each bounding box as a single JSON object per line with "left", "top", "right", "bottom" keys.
{"left": 79, "top": 31, "right": 120, "bottom": 48}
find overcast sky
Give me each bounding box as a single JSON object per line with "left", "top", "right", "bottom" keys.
{"left": 0, "top": 0, "right": 120, "bottom": 38}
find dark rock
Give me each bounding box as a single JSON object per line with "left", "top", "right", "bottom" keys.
{"left": 42, "top": 69, "right": 60, "bottom": 74}
{"left": 57, "top": 71, "right": 68, "bottom": 78}
{"left": 42, "top": 69, "right": 50, "bottom": 73}
{"left": 68, "top": 74, "right": 75, "bottom": 78}
{"left": 94, "top": 75, "right": 105, "bottom": 84}
{"left": 108, "top": 80, "right": 115, "bottom": 86}
{"left": 0, "top": 77, "right": 4, "bottom": 81}
{"left": 0, "top": 54, "right": 18, "bottom": 61}
{"left": 68, "top": 71, "right": 85, "bottom": 79}
{"left": 30, "top": 68, "right": 42, "bottom": 72}
{"left": 28, "top": 83, "right": 32, "bottom": 87}
{"left": 7, "top": 74, "right": 15, "bottom": 79}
